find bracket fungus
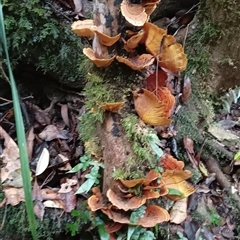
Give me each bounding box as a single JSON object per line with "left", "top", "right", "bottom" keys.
{"left": 101, "top": 205, "right": 170, "bottom": 227}
{"left": 116, "top": 54, "right": 154, "bottom": 71}
{"left": 71, "top": 19, "right": 97, "bottom": 38}
{"left": 121, "top": 0, "right": 148, "bottom": 27}
{"left": 83, "top": 48, "right": 115, "bottom": 68}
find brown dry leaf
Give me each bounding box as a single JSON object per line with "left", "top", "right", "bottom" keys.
{"left": 181, "top": 75, "right": 192, "bottom": 103}
{"left": 35, "top": 148, "right": 50, "bottom": 176}
{"left": 61, "top": 104, "right": 70, "bottom": 127}
{"left": 0, "top": 126, "right": 22, "bottom": 187}
{"left": 26, "top": 126, "right": 34, "bottom": 161}
{"left": 38, "top": 125, "right": 69, "bottom": 141}
{"left": 145, "top": 68, "right": 168, "bottom": 91}
{"left": 32, "top": 178, "right": 42, "bottom": 201}
{"left": 132, "top": 88, "right": 171, "bottom": 126}
{"left": 34, "top": 200, "right": 45, "bottom": 221}
{"left": 183, "top": 135, "right": 198, "bottom": 169}
{"left": 156, "top": 87, "right": 175, "bottom": 116}
{"left": 158, "top": 43, "right": 187, "bottom": 72}
{"left": 3, "top": 188, "right": 25, "bottom": 206}
{"left": 60, "top": 190, "right": 77, "bottom": 212}
{"left": 24, "top": 101, "right": 50, "bottom": 126}
{"left": 58, "top": 179, "right": 77, "bottom": 193}
{"left": 170, "top": 197, "right": 188, "bottom": 224}
{"left": 142, "top": 22, "right": 166, "bottom": 55}
{"left": 101, "top": 102, "right": 125, "bottom": 112}
{"left": 40, "top": 188, "right": 61, "bottom": 200}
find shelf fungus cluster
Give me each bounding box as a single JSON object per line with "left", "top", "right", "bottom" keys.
{"left": 87, "top": 157, "right": 195, "bottom": 234}
{"left": 71, "top": 0, "right": 187, "bottom": 72}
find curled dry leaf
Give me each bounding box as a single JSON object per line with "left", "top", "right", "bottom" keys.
{"left": 158, "top": 43, "right": 187, "bottom": 72}
{"left": 132, "top": 88, "right": 171, "bottom": 126}
{"left": 38, "top": 125, "right": 69, "bottom": 141}
{"left": 181, "top": 75, "right": 192, "bottom": 103}
{"left": 35, "top": 148, "right": 50, "bottom": 176}
{"left": 0, "top": 126, "right": 22, "bottom": 187}
{"left": 60, "top": 190, "right": 77, "bottom": 212}
{"left": 3, "top": 188, "right": 25, "bottom": 206}
{"left": 145, "top": 68, "right": 168, "bottom": 91}
{"left": 142, "top": 22, "right": 166, "bottom": 55}
{"left": 34, "top": 200, "right": 45, "bottom": 221}
{"left": 170, "top": 198, "right": 188, "bottom": 224}
{"left": 58, "top": 179, "right": 78, "bottom": 193}
{"left": 61, "top": 104, "right": 70, "bottom": 127}
{"left": 26, "top": 126, "right": 34, "bottom": 161}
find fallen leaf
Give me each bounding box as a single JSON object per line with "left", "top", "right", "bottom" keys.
{"left": 170, "top": 198, "right": 188, "bottom": 224}
{"left": 34, "top": 200, "right": 45, "bottom": 221}
{"left": 181, "top": 75, "right": 191, "bottom": 103}
{"left": 35, "top": 148, "right": 50, "bottom": 176}
{"left": 39, "top": 125, "right": 69, "bottom": 141}
{"left": 60, "top": 190, "right": 77, "bottom": 212}
{"left": 26, "top": 127, "right": 35, "bottom": 161}
{"left": 58, "top": 179, "right": 78, "bottom": 193}
{"left": 0, "top": 126, "right": 22, "bottom": 187}
{"left": 3, "top": 188, "right": 25, "bottom": 206}
{"left": 145, "top": 68, "right": 167, "bottom": 91}
{"left": 61, "top": 104, "right": 70, "bottom": 127}
{"left": 133, "top": 88, "right": 171, "bottom": 126}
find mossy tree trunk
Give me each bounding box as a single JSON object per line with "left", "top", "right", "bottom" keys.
{"left": 205, "top": 0, "right": 240, "bottom": 90}
{"left": 93, "top": 0, "right": 136, "bottom": 194}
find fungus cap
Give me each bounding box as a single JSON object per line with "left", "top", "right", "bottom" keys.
{"left": 116, "top": 54, "right": 154, "bottom": 71}
{"left": 71, "top": 20, "right": 97, "bottom": 38}
{"left": 101, "top": 102, "right": 125, "bottom": 112}
{"left": 124, "top": 31, "right": 145, "bottom": 52}
{"left": 83, "top": 48, "right": 115, "bottom": 68}
{"left": 121, "top": 0, "right": 148, "bottom": 26}
{"left": 106, "top": 189, "right": 146, "bottom": 211}
{"left": 94, "top": 31, "right": 121, "bottom": 46}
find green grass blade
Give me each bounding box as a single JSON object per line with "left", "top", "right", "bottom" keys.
{"left": 0, "top": 2, "right": 37, "bottom": 239}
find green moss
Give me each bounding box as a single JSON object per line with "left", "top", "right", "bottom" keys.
{"left": 2, "top": 0, "right": 85, "bottom": 83}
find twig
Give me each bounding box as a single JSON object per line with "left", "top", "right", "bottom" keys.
{"left": 0, "top": 199, "right": 7, "bottom": 231}
{"left": 203, "top": 156, "right": 240, "bottom": 210}
{"left": 0, "top": 62, "right": 10, "bottom": 84}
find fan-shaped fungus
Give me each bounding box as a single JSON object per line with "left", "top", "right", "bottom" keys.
{"left": 83, "top": 48, "right": 115, "bottom": 68}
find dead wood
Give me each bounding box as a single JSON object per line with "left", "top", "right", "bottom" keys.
{"left": 204, "top": 156, "right": 240, "bottom": 210}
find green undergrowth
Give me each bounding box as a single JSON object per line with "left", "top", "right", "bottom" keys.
{"left": 2, "top": 0, "right": 85, "bottom": 83}
{"left": 174, "top": 0, "right": 220, "bottom": 146}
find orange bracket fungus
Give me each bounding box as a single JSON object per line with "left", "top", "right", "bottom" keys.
{"left": 116, "top": 54, "right": 154, "bottom": 71}
{"left": 120, "top": 0, "right": 148, "bottom": 27}
{"left": 83, "top": 48, "right": 115, "bottom": 68}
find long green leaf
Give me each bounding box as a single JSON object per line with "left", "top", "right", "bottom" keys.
{"left": 0, "top": 2, "right": 37, "bottom": 239}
